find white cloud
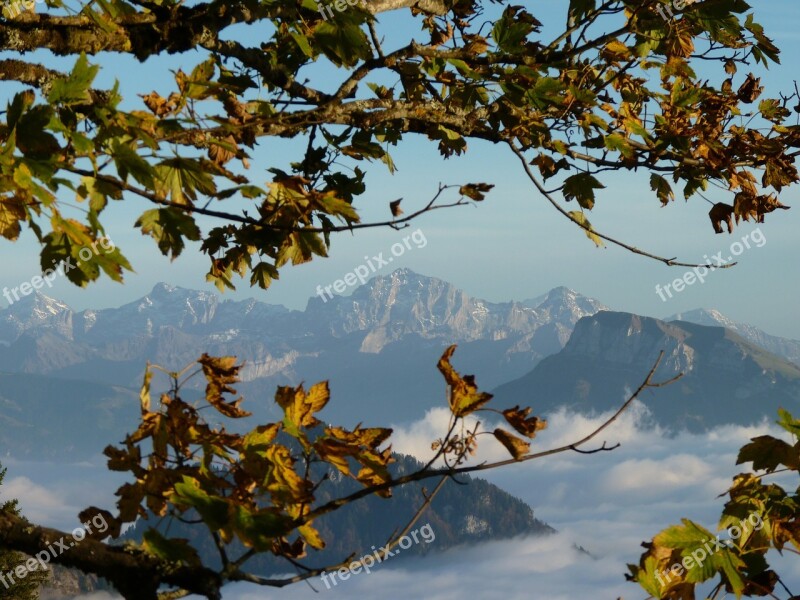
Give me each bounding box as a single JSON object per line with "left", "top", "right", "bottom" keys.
{"left": 0, "top": 476, "right": 63, "bottom": 523}
{"left": 21, "top": 409, "right": 800, "bottom": 600}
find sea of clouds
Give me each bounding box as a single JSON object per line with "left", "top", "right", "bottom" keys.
{"left": 3, "top": 401, "right": 799, "bottom": 600}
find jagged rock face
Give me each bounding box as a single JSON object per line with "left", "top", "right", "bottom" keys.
{"left": 0, "top": 270, "right": 612, "bottom": 440}
{"left": 39, "top": 564, "right": 103, "bottom": 599}
{"left": 0, "top": 270, "right": 607, "bottom": 384}
{"left": 668, "top": 308, "right": 800, "bottom": 365}
{"left": 0, "top": 293, "right": 74, "bottom": 342}
{"left": 562, "top": 312, "right": 697, "bottom": 375}
{"left": 307, "top": 270, "right": 607, "bottom": 353}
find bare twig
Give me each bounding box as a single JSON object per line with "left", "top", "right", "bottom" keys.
{"left": 508, "top": 142, "right": 737, "bottom": 270}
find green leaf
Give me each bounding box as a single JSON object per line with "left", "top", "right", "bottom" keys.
{"left": 776, "top": 408, "right": 800, "bottom": 437}
{"left": 112, "top": 140, "right": 155, "bottom": 188}
{"left": 710, "top": 548, "right": 746, "bottom": 596}
{"left": 16, "top": 105, "right": 61, "bottom": 158}
{"left": 250, "top": 262, "right": 279, "bottom": 290}
{"left": 275, "top": 231, "right": 327, "bottom": 267}
{"left": 650, "top": 173, "right": 675, "bottom": 205}
{"left": 314, "top": 21, "right": 371, "bottom": 67}
{"left": 7, "top": 91, "right": 35, "bottom": 129}
{"left": 563, "top": 173, "right": 605, "bottom": 210}
{"left": 186, "top": 57, "right": 216, "bottom": 100}
{"left": 232, "top": 506, "right": 293, "bottom": 551}
{"left": 316, "top": 193, "right": 360, "bottom": 223}
{"left": 47, "top": 53, "right": 99, "bottom": 105}
{"left": 492, "top": 6, "right": 535, "bottom": 54}
{"left": 155, "top": 157, "right": 217, "bottom": 205}
{"left": 172, "top": 476, "right": 230, "bottom": 530}
{"left": 290, "top": 31, "right": 314, "bottom": 58}
{"left": 77, "top": 176, "right": 123, "bottom": 213}
{"left": 142, "top": 529, "right": 202, "bottom": 566}
{"left": 603, "top": 133, "right": 635, "bottom": 159}
{"left": 135, "top": 208, "right": 201, "bottom": 260}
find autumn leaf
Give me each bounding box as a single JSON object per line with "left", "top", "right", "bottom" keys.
{"left": 563, "top": 173, "right": 605, "bottom": 210}
{"left": 459, "top": 183, "right": 494, "bottom": 201}
{"left": 709, "top": 202, "right": 735, "bottom": 234}
{"left": 299, "top": 523, "right": 326, "bottom": 550}
{"left": 650, "top": 174, "right": 675, "bottom": 206}
{"left": 0, "top": 195, "right": 27, "bottom": 241}
{"left": 737, "top": 435, "right": 800, "bottom": 472}
{"left": 389, "top": 198, "right": 403, "bottom": 217}
{"left": 493, "top": 428, "right": 530, "bottom": 460}
{"left": 437, "top": 345, "right": 493, "bottom": 417}
{"left": 568, "top": 211, "right": 604, "bottom": 247}
{"left": 198, "top": 354, "right": 251, "bottom": 418}
{"left": 737, "top": 73, "right": 764, "bottom": 103}
{"left": 208, "top": 135, "right": 239, "bottom": 167}
{"left": 502, "top": 406, "right": 547, "bottom": 438}
{"left": 275, "top": 382, "right": 330, "bottom": 433}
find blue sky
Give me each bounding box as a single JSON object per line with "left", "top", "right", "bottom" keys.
{"left": 1, "top": 1, "right": 799, "bottom": 337}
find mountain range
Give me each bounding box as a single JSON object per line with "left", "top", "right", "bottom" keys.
{"left": 0, "top": 270, "right": 607, "bottom": 439}
{"left": 493, "top": 311, "right": 800, "bottom": 431}
{"left": 1, "top": 268, "right": 799, "bottom": 458}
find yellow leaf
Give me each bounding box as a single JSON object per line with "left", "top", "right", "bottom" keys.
{"left": 437, "top": 345, "right": 493, "bottom": 417}
{"left": 0, "top": 195, "right": 27, "bottom": 241}
{"left": 299, "top": 523, "right": 326, "bottom": 550}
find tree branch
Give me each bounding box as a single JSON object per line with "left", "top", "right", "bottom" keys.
{"left": 507, "top": 142, "right": 738, "bottom": 270}
{"left": 0, "top": 513, "right": 222, "bottom": 600}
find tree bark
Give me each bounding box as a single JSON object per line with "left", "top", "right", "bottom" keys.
{"left": 0, "top": 513, "right": 221, "bottom": 600}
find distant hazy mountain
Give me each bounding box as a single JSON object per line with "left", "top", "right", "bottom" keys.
{"left": 0, "top": 371, "right": 137, "bottom": 459}
{"left": 0, "top": 270, "right": 607, "bottom": 432}
{"left": 493, "top": 311, "right": 800, "bottom": 431}
{"left": 4, "top": 272, "right": 799, "bottom": 458}
{"left": 668, "top": 308, "right": 800, "bottom": 365}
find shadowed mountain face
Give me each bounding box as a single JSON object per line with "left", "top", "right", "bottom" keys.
{"left": 492, "top": 311, "right": 800, "bottom": 431}
{"left": 667, "top": 308, "right": 800, "bottom": 366}
{"left": 0, "top": 270, "right": 607, "bottom": 437}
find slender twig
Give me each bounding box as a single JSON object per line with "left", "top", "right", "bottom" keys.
{"left": 508, "top": 142, "right": 737, "bottom": 270}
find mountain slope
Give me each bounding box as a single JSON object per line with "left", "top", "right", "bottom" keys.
{"left": 668, "top": 308, "right": 800, "bottom": 365}
{"left": 121, "top": 454, "right": 553, "bottom": 576}
{"left": 0, "top": 372, "right": 138, "bottom": 458}
{"left": 492, "top": 311, "right": 800, "bottom": 431}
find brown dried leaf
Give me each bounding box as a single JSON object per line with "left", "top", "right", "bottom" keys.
{"left": 198, "top": 354, "right": 250, "bottom": 418}
{"left": 709, "top": 202, "right": 735, "bottom": 234}
{"left": 737, "top": 73, "right": 764, "bottom": 104}
{"left": 502, "top": 405, "right": 547, "bottom": 438}
{"left": 493, "top": 428, "right": 530, "bottom": 460}
{"left": 208, "top": 135, "right": 238, "bottom": 167}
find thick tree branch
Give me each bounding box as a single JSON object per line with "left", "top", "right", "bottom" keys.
{"left": 0, "top": 513, "right": 222, "bottom": 600}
